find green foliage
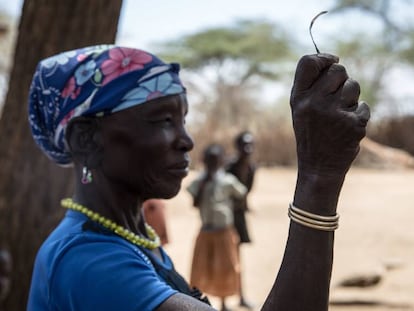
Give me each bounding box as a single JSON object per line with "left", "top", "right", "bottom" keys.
{"left": 152, "top": 0, "right": 414, "bottom": 140}
{"left": 333, "top": 0, "right": 386, "bottom": 10}
{"left": 153, "top": 18, "right": 299, "bottom": 140}
{"left": 329, "top": 0, "right": 414, "bottom": 109}
{"left": 400, "top": 31, "right": 414, "bottom": 64}
{"left": 157, "top": 19, "right": 296, "bottom": 81}
{"left": 332, "top": 33, "right": 391, "bottom": 105}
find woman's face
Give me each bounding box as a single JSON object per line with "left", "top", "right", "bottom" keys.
{"left": 99, "top": 94, "right": 193, "bottom": 200}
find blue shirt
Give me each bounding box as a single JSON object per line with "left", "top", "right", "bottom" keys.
{"left": 27, "top": 210, "right": 177, "bottom": 311}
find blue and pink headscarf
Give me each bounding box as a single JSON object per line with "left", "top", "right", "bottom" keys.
{"left": 28, "top": 45, "right": 186, "bottom": 166}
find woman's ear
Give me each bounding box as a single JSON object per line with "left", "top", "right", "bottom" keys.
{"left": 66, "top": 117, "right": 103, "bottom": 168}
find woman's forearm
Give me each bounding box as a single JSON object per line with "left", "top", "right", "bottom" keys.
{"left": 262, "top": 173, "right": 345, "bottom": 311}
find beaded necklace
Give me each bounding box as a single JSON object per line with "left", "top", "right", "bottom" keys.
{"left": 61, "top": 198, "right": 161, "bottom": 250}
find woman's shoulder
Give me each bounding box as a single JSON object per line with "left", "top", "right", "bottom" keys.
{"left": 46, "top": 234, "right": 176, "bottom": 310}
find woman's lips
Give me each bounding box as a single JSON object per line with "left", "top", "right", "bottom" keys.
{"left": 167, "top": 161, "right": 190, "bottom": 178}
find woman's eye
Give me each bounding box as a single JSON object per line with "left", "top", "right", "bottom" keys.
{"left": 151, "top": 116, "right": 172, "bottom": 125}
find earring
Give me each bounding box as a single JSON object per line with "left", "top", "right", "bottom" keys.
{"left": 81, "top": 166, "right": 93, "bottom": 184}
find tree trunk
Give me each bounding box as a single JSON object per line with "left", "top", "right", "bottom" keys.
{"left": 0, "top": 1, "right": 123, "bottom": 309}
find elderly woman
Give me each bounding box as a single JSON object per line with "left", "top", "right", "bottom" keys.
{"left": 27, "top": 45, "right": 369, "bottom": 311}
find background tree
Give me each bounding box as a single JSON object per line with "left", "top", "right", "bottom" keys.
{"left": 0, "top": 1, "right": 123, "bottom": 309}
{"left": 152, "top": 1, "right": 414, "bottom": 163}
{"left": 328, "top": 0, "right": 414, "bottom": 115}
{"left": 326, "top": 0, "right": 414, "bottom": 157}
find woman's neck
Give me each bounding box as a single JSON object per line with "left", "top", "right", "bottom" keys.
{"left": 72, "top": 171, "right": 144, "bottom": 235}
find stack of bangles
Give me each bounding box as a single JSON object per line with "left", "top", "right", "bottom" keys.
{"left": 288, "top": 203, "right": 339, "bottom": 231}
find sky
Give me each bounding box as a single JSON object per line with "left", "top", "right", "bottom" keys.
{"left": 3, "top": 0, "right": 410, "bottom": 56}
{"left": 0, "top": 0, "right": 341, "bottom": 103}
{"left": 1, "top": 0, "right": 413, "bottom": 116}
{"left": 0, "top": 0, "right": 368, "bottom": 51}
{"left": 117, "top": 0, "right": 338, "bottom": 50}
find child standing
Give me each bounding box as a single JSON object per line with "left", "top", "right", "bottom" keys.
{"left": 226, "top": 131, "right": 256, "bottom": 309}
{"left": 187, "top": 143, "right": 247, "bottom": 311}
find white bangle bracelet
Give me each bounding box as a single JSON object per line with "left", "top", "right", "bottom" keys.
{"left": 288, "top": 203, "right": 339, "bottom": 231}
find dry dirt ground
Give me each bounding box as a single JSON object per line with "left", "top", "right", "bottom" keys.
{"left": 163, "top": 167, "right": 414, "bottom": 311}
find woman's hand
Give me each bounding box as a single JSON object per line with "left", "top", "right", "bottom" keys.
{"left": 290, "top": 53, "right": 370, "bottom": 178}
{"left": 263, "top": 54, "right": 370, "bottom": 311}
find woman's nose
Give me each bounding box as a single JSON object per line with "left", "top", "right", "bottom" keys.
{"left": 176, "top": 127, "right": 194, "bottom": 152}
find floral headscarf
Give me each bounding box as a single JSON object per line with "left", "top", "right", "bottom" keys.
{"left": 28, "top": 45, "right": 185, "bottom": 166}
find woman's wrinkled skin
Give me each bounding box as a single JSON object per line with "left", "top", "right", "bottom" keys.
{"left": 291, "top": 54, "right": 369, "bottom": 179}
{"left": 261, "top": 54, "right": 369, "bottom": 311}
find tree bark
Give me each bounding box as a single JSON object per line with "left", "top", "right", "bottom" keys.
{"left": 0, "top": 1, "right": 123, "bottom": 309}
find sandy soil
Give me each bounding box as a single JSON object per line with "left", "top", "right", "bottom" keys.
{"left": 162, "top": 167, "right": 414, "bottom": 311}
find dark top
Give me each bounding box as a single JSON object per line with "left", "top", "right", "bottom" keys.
{"left": 226, "top": 158, "right": 256, "bottom": 243}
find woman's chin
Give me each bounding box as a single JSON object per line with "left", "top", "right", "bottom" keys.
{"left": 145, "top": 182, "right": 182, "bottom": 200}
